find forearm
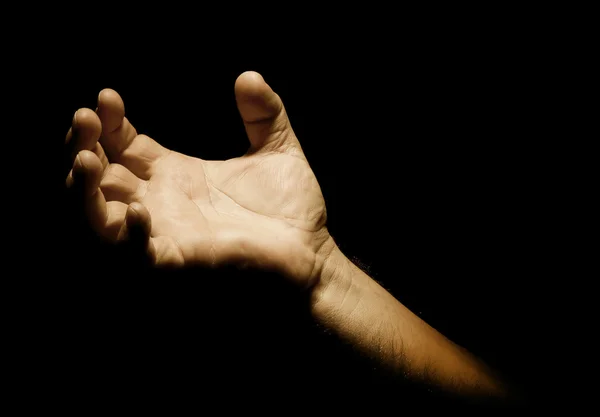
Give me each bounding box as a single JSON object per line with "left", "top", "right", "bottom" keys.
{"left": 311, "top": 243, "right": 509, "bottom": 401}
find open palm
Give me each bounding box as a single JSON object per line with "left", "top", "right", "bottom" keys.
{"left": 65, "top": 72, "right": 334, "bottom": 288}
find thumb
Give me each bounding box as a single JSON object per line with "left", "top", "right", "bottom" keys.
{"left": 234, "top": 71, "right": 303, "bottom": 156}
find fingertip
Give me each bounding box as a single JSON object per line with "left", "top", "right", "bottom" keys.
{"left": 126, "top": 202, "right": 150, "bottom": 224}
{"left": 71, "top": 109, "right": 102, "bottom": 147}
{"left": 235, "top": 71, "right": 269, "bottom": 98}
{"left": 98, "top": 88, "right": 122, "bottom": 104}
{"left": 73, "top": 108, "right": 101, "bottom": 131}
{"left": 72, "top": 150, "right": 103, "bottom": 194}
{"left": 66, "top": 109, "right": 101, "bottom": 167}
{"left": 120, "top": 203, "right": 154, "bottom": 264}
{"left": 97, "top": 88, "right": 125, "bottom": 133}
{"left": 236, "top": 70, "right": 265, "bottom": 85}
{"left": 68, "top": 108, "right": 102, "bottom": 158}
{"left": 126, "top": 202, "right": 151, "bottom": 234}
{"left": 73, "top": 149, "right": 101, "bottom": 169}
{"left": 235, "top": 71, "right": 282, "bottom": 124}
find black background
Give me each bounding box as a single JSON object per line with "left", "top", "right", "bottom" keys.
{"left": 11, "top": 11, "right": 573, "bottom": 412}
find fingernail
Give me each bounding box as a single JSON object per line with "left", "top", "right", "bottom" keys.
{"left": 65, "top": 172, "right": 74, "bottom": 188}
{"left": 74, "top": 153, "right": 83, "bottom": 169}
{"left": 126, "top": 205, "right": 138, "bottom": 222}
{"left": 73, "top": 110, "right": 78, "bottom": 127}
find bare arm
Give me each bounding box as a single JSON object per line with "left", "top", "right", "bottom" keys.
{"left": 311, "top": 241, "right": 513, "bottom": 404}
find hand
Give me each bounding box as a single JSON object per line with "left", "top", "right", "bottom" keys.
{"left": 65, "top": 71, "right": 335, "bottom": 289}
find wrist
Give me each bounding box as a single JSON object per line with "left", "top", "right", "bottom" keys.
{"left": 309, "top": 240, "right": 356, "bottom": 320}
{"left": 316, "top": 242, "right": 350, "bottom": 288}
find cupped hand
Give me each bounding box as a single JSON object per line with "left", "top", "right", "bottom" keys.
{"left": 65, "top": 72, "right": 335, "bottom": 289}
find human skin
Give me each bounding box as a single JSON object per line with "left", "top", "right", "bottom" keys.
{"left": 65, "top": 71, "right": 510, "bottom": 403}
